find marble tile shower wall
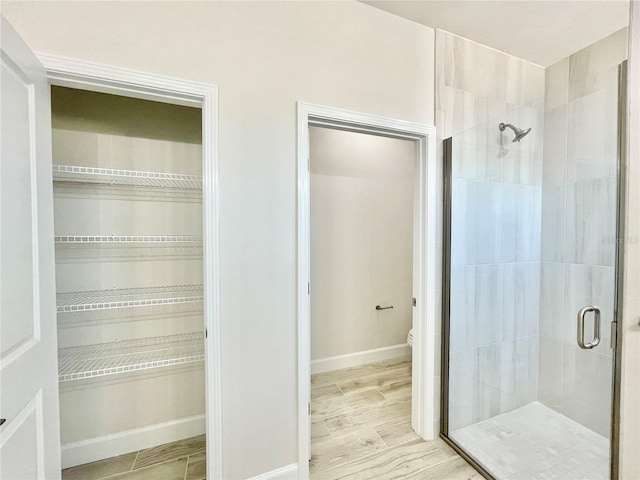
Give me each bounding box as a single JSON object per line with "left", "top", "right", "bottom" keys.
{"left": 538, "top": 28, "right": 628, "bottom": 438}
{"left": 435, "top": 30, "right": 545, "bottom": 431}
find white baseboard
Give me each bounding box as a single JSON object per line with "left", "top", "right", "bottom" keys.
{"left": 248, "top": 463, "right": 298, "bottom": 480}
{"left": 311, "top": 343, "right": 411, "bottom": 374}
{"left": 61, "top": 414, "right": 206, "bottom": 469}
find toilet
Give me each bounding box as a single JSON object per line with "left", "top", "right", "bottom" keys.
{"left": 407, "top": 328, "right": 413, "bottom": 348}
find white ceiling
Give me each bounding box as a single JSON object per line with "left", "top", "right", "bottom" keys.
{"left": 362, "top": 0, "right": 630, "bottom": 66}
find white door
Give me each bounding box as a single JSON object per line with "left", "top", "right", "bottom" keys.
{"left": 0, "top": 16, "right": 61, "bottom": 480}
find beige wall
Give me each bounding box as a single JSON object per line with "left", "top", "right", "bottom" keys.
{"left": 51, "top": 86, "right": 202, "bottom": 144}
{"left": 309, "top": 127, "right": 414, "bottom": 361}
{"left": 1, "top": 2, "right": 436, "bottom": 477}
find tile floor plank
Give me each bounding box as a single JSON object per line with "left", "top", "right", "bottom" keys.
{"left": 337, "top": 369, "right": 410, "bottom": 395}
{"left": 310, "top": 427, "right": 386, "bottom": 475}
{"left": 323, "top": 396, "right": 411, "bottom": 436}
{"left": 185, "top": 452, "right": 206, "bottom": 480}
{"left": 312, "top": 438, "right": 456, "bottom": 480}
{"left": 312, "top": 383, "right": 344, "bottom": 401}
{"left": 311, "top": 389, "right": 386, "bottom": 420}
{"left": 373, "top": 415, "right": 420, "bottom": 448}
{"left": 405, "top": 456, "right": 484, "bottom": 479}
{"left": 376, "top": 377, "right": 412, "bottom": 400}
{"left": 133, "top": 435, "right": 206, "bottom": 469}
{"left": 107, "top": 458, "right": 187, "bottom": 480}
{"left": 312, "top": 420, "right": 332, "bottom": 443}
{"left": 380, "top": 355, "right": 412, "bottom": 369}
{"left": 311, "top": 363, "right": 386, "bottom": 386}
{"left": 61, "top": 452, "right": 137, "bottom": 480}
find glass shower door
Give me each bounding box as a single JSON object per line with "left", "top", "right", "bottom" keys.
{"left": 442, "top": 61, "right": 623, "bottom": 480}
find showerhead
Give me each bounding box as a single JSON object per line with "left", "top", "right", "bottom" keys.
{"left": 499, "top": 122, "right": 532, "bottom": 143}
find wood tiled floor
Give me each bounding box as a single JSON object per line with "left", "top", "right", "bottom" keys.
{"left": 310, "top": 356, "right": 481, "bottom": 480}
{"left": 61, "top": 357, "right": 481, "bottom": 480}
{"left": 61, "top": 434, "right": 205, "bottom": 480}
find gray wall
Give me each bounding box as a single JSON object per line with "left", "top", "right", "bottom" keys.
{"left": 538, "top": 28, "right": 628, "bottom": 438}
{"left": 436, "top": 30, "right": 545, "bottom": 431}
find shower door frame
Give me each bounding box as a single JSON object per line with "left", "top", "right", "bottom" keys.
{"left": 439, "top": 61, "right": 628, "bottom": 480}
{"left": 439, "top": 136, "right": 494, "bottom": 480}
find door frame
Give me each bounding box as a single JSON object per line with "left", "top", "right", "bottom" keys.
{"left": 36, "top": 53, "right": 223, "bottom": 479}
{"left": 296, "top": 102, "right": 437, "bottom": 478}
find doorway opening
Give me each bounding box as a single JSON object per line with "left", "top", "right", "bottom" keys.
{"left": 296, "top": 103, "right": 439, "bottom": 479}
{"left": 51, "top": 86, "right": 207, "bottom": 479}
{"left": 308, "top": 125, "right": 415, "bottom": 475}
{"left": 42, "top": 55, "right": 222, "bottom": 479}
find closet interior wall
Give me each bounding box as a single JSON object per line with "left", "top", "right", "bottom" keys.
{"left": 51, "top": 87, "right": 205, "bottom": 466}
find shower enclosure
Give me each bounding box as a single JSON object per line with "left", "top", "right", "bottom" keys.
{"left": 441, "top": 60, "right": 626, "bottom": 479}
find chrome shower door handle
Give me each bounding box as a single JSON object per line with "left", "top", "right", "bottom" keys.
{"left": 577, "top": 305, "right": 601, "bottom": 349}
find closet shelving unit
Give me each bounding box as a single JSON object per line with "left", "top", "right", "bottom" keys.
{"left": 54, "top": 163, "right": 205, "bottom": 383}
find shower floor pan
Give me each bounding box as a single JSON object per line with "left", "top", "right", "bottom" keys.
{"left": 449, "top": 402, "right": 609, "bottom": 480}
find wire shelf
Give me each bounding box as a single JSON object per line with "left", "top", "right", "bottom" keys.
{"left": 55, "top": 235, "right": 203, "bottom": 244}
{"left": 58, "top": 332, "right": 204, "bottom": 382}
{"left": 52, "top": 165, "right": 202, "bottom": 190}
{"left": 57, "top": 285, "right": 204, "bottom": 313}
